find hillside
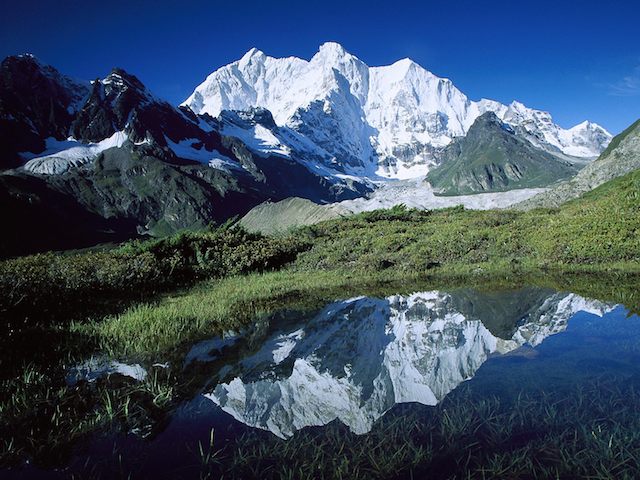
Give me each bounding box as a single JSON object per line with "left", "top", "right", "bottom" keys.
{"left": 518, "top": 119, "right": 640, "bottom": 208}
{"left": 425, "top": 112, "right": 579, "bottom": 195}
{"left": 239, "top": 197, "right": 346, "bottom": 234}
{"left": 293, "top": 167, "right": 640, "bottom": 273}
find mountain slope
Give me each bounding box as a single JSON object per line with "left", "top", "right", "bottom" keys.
{"left": 0, "top": 57, "right": 371, "bottom": 257}
{"left": 239, "top": 197, "right": 347, "bottom": 234}
{"left": 183, "top": 43, "right": 612, "bottom": 178}
{"left": 518, "top": 118, "right": 640, "bottom": 209}
{"left": 425, "top": 112, "right": 579, "bottom": 195}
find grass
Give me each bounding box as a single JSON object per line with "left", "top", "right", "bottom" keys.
{"left": 0, "top": 361, "right": 176, "bottom": 468}
{"left": 75, "top": 266, "right": 640, "bottom": 357}
{"left": 74, "top": 269, "right": 422, "bottom": 355}
{"left": 0, "top": 224, "right": 309, "bottom": 335}
{"left": 2, "top": 168, "right": 639, "bottom": 345}
{"left": 66, "top": 170, "right": 640, "bottom": 355}
{"left": 206, "top": 377, "right": 640, "bottom": 480}
{"left": 292, "top": 168, "right": 640, "bottom": 273}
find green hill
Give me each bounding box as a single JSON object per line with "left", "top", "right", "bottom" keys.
{"left": 426, "top": 112, "right": 579, "bottom": 195}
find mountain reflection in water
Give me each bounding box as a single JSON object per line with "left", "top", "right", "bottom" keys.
{"left": 191, "top": 289, "right": 613, "bottom": 438}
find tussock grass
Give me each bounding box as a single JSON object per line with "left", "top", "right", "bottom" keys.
{"left": 75, "top": 269, "right": 418, "bottom": 355}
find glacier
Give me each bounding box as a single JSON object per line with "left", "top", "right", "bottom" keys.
{"left": 183, "top": 42, "right": 612, "bottom": 180}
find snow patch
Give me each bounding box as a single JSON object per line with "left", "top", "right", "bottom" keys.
{"left": 67, "top": 357, "right": 147, "bottom": 385}
{"left": 338, "top": 178, "right": 547, "bottom": 213}
{"left": 23, "top": 131, "right": 127, "bottom": 175}
{"left": 165, "top": 137, "right": 241, "bottom": 172}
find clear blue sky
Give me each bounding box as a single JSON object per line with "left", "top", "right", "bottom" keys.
{"left": 2, "top": 0, "right": 639, "bottom": 133}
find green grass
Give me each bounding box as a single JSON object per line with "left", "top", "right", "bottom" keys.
{"left": 0, "top": 224, "right": 309, "bottom": 332}
{"left": 7, "top": 168, "right": 634, "bottom": 356}
{"left": 2, "top": 168, "right": 640, "bottom": 356}
{"left": 74, "top": 269, "right": 425, "bottom": 355}
{"left": 294, "top": 168, "right": 640, "bottom": 272}
{"left": 598, "top": 119, "right": 640, "bottom": 159}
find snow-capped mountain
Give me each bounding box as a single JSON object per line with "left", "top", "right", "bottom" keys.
{"left": 183, "top": 42, "right": 612, "bottom": 179}
{"left": 0, "top": 54, "right": 372, "bottom": 256}
{"left": 201, "top": 290, "right": 613, "bottom": 438}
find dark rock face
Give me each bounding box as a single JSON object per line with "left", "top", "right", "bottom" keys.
{"left": 0, "top": 148, "right": 264, "bottom": 257}
{"left": 72, "top": 69, "right": 210, "bottom": 147}
{"left": 0, "top": 55, "right": 89, "bottom": 168}
{"left": 426, "top": 112, "right": 579, "bottom": 195}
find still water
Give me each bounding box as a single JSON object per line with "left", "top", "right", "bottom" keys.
{"left": 4, "top": 286, "right": 640, "bottom": 479}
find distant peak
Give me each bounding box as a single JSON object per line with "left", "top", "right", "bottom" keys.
{"left": 389, "top": 57, "right": 420, "bottom": 74}
{"left": 3, "top": 53, "right": 43, "bottom": 68}
{"left": 395, "top": 57, "right": 416, "bottom": 66}
{"left": 240, "top": 47, "right": 265, "bottom": 62}
{"left": 570, "top": 120, "right": 610, "bottom": 135}
{"left": 318, "top": 41, "right": 347, "bottom": 54}
{"left": 509, "top": 100, "right": 527, "bottom": 110}
{"left": 573, "top": 120, "right": 591, "bottom": 129}
{"left": 103, "top": 68, "right": 147, "bottom": 92}
{"left": 474, "top": 111, "right": 502, "bottom": 124}
{"left": 314, "top": 42, "right": 354, "bottom": 61}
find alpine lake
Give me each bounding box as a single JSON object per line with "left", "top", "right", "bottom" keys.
{"left": 2, "top": 274, "right": 640, "bottom": 479}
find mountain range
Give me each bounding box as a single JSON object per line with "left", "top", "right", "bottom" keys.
{"left": 183, "top": 42, "right": 611, "bottom": 179}
{"left": 0, "top": 43, "right": 622, "bottom": 255}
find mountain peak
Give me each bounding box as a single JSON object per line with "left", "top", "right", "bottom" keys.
{"left": 317, "top": 41, "right": 348, "bottom": 56}
{"left": 2, "top": 53, "right": 49, "bottom": 74}
{"left": 182, "top": 46, "right": 612, "bottom": 174}
{"left": 472, "top": 110, "right": 502, "bottom": 126}
{"left": 240, "top": 47, "right": 265, "bottom": 63}
{"left": 570, "top": 120, "right": 609, "bottom": 134}
{"left": 312, "top": 42, "right": 359, "bottom": 65}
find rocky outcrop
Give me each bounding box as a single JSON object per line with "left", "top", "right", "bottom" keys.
{"left": 0, "top": 54, "right": 89, "bottom": 168}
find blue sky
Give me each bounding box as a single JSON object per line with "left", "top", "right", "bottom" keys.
{"left": 1, "top": 0, "right": 639, "bottom": 133}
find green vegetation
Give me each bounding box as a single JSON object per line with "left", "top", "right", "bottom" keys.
{"left": 82, "top": 168, "right": 639, "bottom": 354}
{"left": 598, "top": 118, "right": 640, "bottom": 159}
{"left": 0, "top": 224, "right": 309, "bottom": 330}
{"left": 0, "top": 361, "right": 175, "bottom": 468}
{"left": 2, "top": 168, "right": 639, "bottom": 357}
{"left": 1, "top": 159, "right": 640, "bottom": 473}
{"left": 295, "top": 168, "right": 640, "bottom": 272}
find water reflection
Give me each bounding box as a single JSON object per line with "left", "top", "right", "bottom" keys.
{"left": 197, "top": 290, "right": 613, "bottom": 438}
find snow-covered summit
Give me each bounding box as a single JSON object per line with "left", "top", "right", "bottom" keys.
{"left": 183, "top": 43, "right": 612, "bottom": 179}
